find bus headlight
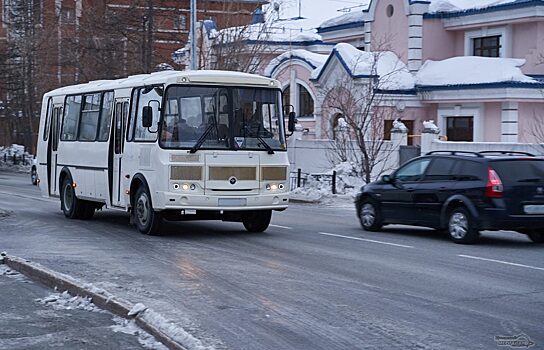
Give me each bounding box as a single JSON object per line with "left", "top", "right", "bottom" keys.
{"left": 266, "top": 183, "right": 284, "bottom": 191}
{"left": 182, "top": 183, "right": 190, "bottom": 191}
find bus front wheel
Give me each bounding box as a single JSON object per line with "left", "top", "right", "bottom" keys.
{"left": 61, "top": 177, "right": 82, "bottom": 219}
{"left": 242, "top": 210, "right": 272, "bottom": 233}
{"left": 133, "top": 186, "right": 162, "bottom": 235}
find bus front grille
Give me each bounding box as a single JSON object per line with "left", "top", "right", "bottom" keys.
{"left": 208, "top": 166, "right": 257, "bottom": 181}
{"left": 170, "top": 166, "right": 203, "bottom": 180}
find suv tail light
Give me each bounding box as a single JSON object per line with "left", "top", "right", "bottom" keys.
{"left": 485, "top": 167, "right": 503, "bottom": 198}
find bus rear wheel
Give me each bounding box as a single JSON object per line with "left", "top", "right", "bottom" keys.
{"left": 133, "top": 186, "right": 162, "bottom": 235}
{"left": 242, "top": 210, "right": 272, "bottom": 233}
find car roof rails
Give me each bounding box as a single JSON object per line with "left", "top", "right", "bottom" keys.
{"left": 425, "top": 151, "right": 484, "bottom": 157}
{"left": 477, "top": 150, "right": 535, "bottom": 157}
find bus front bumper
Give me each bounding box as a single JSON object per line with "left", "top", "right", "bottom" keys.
{"left": 154, "top": 191, "right": 290, "bottom": 211}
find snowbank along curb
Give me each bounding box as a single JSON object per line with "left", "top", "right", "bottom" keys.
{"left": 0, "top": 253, "right": 189, "bottom": 350}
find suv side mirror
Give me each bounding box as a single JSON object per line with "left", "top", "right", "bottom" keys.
{"left": 288, "top": 111, "right": 297, "bottom": 132}
{"left": 142, "top": 106, "right": 153, "bottom": 128}
{"left": 381, "top": 174, "right": 392, "bottom": 183}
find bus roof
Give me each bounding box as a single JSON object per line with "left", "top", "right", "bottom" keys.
{"left": 44, "top": 70, "right": 280, "bottom": 97}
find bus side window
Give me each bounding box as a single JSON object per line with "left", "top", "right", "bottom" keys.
{"left": 114, "top": 102, "right": 123, "bottom": 154}
{"left": 98, "top": 92, "right": 114, "bottom": 141}
{"left": 61, "top": 95, "right": 82, "bottom": 141}
{"left": 43, "top": 98, "right": 52, "bottom": 141}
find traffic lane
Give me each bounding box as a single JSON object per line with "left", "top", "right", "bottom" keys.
{"left": 2, "top": 206, "right": 543, "bottom": 350}
{"left": 278, "top": 202, "right": 544, "bottom": 268}
{"left": 1, "top": 173, "right": 543, "bottom": 349}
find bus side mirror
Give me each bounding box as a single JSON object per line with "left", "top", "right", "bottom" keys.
{"left": 288, "top": 111, "right": 297, "bottom": 132}
{"left": 142, "top": 106, "right": 153, "bottom": 128}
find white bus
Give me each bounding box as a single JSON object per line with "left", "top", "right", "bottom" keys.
{"left": 36, "top": 70, "right": 295, "bottom": 235}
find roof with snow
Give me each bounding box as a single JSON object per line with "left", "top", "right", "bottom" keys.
{"left": 426, "top": 0, "right": 543, "bottom": 17}
{"left": 317, "top": 11, "right": 366, "bottom": 33}
{"left": 264, "top": 50, "right": 328, "bottom": 77}
{"left": 415, "top": 56, "right": 541, "bottom": 89}
{"left": 311, "top": 43, "right": 415, "bottom": 90}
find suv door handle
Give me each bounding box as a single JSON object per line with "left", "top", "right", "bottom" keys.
{"left": 406, "top": 187, "right": 415, "bottom": 192}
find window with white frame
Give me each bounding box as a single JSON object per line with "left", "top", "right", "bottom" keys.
{"left": 464, "top": 27, "right": 510, "bottom": 58}
{"left": 282, "top": 83, "right": 315, "bottom": 118}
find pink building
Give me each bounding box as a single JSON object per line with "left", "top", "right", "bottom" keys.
{"left": 264, "top": 0, "right": 544, "bottom": 144}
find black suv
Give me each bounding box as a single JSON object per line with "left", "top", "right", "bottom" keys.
{"left": 355, "top": 151, "right": 544, "bottom": 244}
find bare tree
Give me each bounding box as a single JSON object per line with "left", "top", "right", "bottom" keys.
{"left": 319, "top": 46, "right": 409, "bottom": 184}
{"left": 183, "top": 2, "right": 281, "bottom": 73}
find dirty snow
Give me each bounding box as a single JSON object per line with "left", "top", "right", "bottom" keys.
{"left": 140, "top": 309, "right": 215, "bottom": 350}
{"left": 0, "top": 144, "right": 33, "bottom": 173}
{"left": 0, "top": 208, "right": 13, "bottom": 219}
{"left": 265, "top": 49, "right": 328, "bottom": 76}
{"left": 416, "top": 56, "right": 536, "bottom": 86}
{"left": 312, "top": 43, "right": 415, "bottom": 90}
{"left": 111, "top": 316, "right": 168, "bottom": 350}
{"left": 290, "top": 161, "right": 364, "bottom": 202}
{"left": 128, "top": 302, "right": 148, "bottom": 316}
{"left": 429, "top": 0, "right": 518, "bottom": 13}
{"left": 0, "top": 264, "right": 29, "bottom": 282}
{"left": 36, "top": 291, "right": 104, "bottom": 312}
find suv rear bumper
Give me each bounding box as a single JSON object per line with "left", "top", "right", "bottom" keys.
{"left": 479, "top": 208, "right": 544, "bottom": 230}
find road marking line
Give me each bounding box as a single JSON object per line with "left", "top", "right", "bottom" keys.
{"left": 317, "top": 232, "right": 414, "bottom": 248}
{"left": 270, "top": 224, "right": 292, "bottom": 230}
{"left": 458, "top": 255, "right": 544, "bottom": 272}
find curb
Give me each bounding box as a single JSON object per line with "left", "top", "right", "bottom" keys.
{"left": 0, "top": 253, "right": 187, "bottom": 350}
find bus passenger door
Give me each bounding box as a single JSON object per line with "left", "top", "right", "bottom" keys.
{"left": 47, "top": 106, "right": 62, "bottom": 196}
{"left": 110, "top": 99, "right": 129, "bottom": 207}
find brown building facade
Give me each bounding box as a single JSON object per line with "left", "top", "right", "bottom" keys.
{"left": 0, "top": 0, "right": 265, "bottom": 150}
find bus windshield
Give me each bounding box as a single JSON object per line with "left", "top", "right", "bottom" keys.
{"left": 160, "top": 85, "right": 286, "bottom": 151}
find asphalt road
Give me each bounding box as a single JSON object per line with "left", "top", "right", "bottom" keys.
{"left": 0, "top": 170, "right": 542, "bottom": 350}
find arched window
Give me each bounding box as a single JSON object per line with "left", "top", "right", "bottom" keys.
{"left": 298, "top": 83, "right": 314, "bottom": 117}
{"left": 332, "top": 113, "right": 348, "bottom": 140}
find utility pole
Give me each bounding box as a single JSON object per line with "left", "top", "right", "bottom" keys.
{"left": 190, "top": 0, "right": 197, "bottom": 70}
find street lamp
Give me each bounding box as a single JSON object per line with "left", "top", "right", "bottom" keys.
{"left": 190, "top": 0, "right": 197, "bottom": 70}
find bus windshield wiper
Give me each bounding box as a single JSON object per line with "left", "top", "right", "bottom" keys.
{"left": 255, "top": 135, "right": 274, "bottom": 154}
{"left": 190, "top": 123, "right": 215, "bottom": 153}
{"left": 243, "top": 125, "right": 274, "bottom": 154}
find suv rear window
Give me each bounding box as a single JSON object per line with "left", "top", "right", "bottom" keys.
{"left": 491, "top": 160, "right": 544, "bottom": 183}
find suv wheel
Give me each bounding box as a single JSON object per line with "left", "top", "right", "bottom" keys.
{"left": 448, "top": 207, "right": 479, "bottom": 244}
{"left": 358, "top": 198, "right": 383, "bottom": 232}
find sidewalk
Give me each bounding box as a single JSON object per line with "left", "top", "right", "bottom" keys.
{"left": 0, "top": 265, "right": 161, "bottom": 350}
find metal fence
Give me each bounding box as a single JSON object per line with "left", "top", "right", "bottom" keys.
{"left": 289, "top": 169, "right": 338, "bottom": 194}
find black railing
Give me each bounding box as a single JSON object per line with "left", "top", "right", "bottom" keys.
{"left": 289, "top": 168, "right": 337, "bottom": 194}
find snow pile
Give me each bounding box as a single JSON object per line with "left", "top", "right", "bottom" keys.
{"left": 0, "top": 144, "right": 33, "bottom": 173}
{"left": 312, "top": 43, "right": 415, "bottom": 90}
{"left": 264, "top": 49, "right": 328, "bottom": 76}
{"left": 429, "top": 0, "right": 518, "bottom": 13}
{"left": 290, "top": 161, "right": 364, "bottom": 202}
{"left": 319, "top": 9, "right": 366, "bottom": 29}
{"left": 139, "top": 309, "right": 215, "bottom": 350}
{"left": 111, "top": 316, "right": 168, "bottom": 350}
{"left": 0, "top": 265, "right": 29, "bottom": 282}
{"left": 416, "top": 56, "right": 536, "bottom": 86}
{"left": 37, "top": 291, "right": 104, "bottom": 312}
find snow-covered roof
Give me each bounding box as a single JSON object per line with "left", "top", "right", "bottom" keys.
{"left": 428, "top": 0, "right": 519, "bottom": 13}
{"left": 415, "top": 56, "right": 537, "bottom": 87}
{"left": 45, "top": 71, "right": 280, "bottom": 96}
{"left": 264, "top": 50, "right": 328, "bottom": 77}
{"left": 216, "top": 18, "right": 322, "bottom": 45}
{"left": 311, "top": 43, "right": 415, "bottom": 90}
{"left": 318, "top": 10, "right": 366, "bottom": 32}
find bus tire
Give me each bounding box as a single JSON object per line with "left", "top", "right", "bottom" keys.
{"left": 242, "top": 210, "right": 272, "bottom": 233}
{"left": 60, "top": 176, "right": 83, "bottom": 219}
{"left": 133, "top": 186, "right": 162, "bottom": 235}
